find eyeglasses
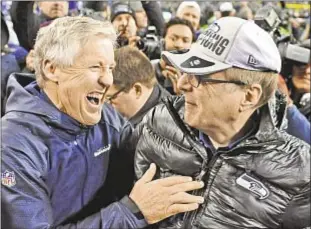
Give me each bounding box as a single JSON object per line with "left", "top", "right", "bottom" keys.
{"left": 187, "top": 74, "right": 247, "bottom": 88}
{"left": 104, "top": 87, "right": 126, "bottom": 104}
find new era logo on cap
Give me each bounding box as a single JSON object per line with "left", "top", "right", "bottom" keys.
{"left": 161, "top": 17, "right": 281, "bottom": 75}
{"left": 248, "top": 55, "right": 258, "bottom": 66}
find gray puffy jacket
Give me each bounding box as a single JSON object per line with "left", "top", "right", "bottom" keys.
{"left": 134, "top": 96, "right": 310, "bottom": 229}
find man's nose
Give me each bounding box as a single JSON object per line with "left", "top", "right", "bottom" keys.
{"left": 177, "top": 73, "right": 192, "bottom": 92}
{"left": 98, "top": 69, "right": 113, "bottom": 88}
{"left": 174, "top": 39, "right": 183, "bottom": 50}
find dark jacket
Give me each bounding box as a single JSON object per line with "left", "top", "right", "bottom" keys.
{"left": 1, "top": 73, "right": 146, "bottom": 229}
{"left": 1, "top": 55, "right": 20, "bottom": 116}
{"left": 134, "top": 96, "right": 310, "bottom": 229}
{"left": 141, "top": 1, "right": 165, "bottom": 36}
{"left": 10, "top": 1, "right": 54, "bottom": 51}
{"left": 129, "top": 83, "right": 170, "bottom": 127}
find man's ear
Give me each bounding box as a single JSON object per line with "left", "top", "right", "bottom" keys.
{"left": 42, "top": 60, "right": 58, "bottom": 83}
{"left": 133, "top": 83, "right": 142, "bottom": 98}
{"left": 239, "top": 84, "right": 262, "bottom": 112}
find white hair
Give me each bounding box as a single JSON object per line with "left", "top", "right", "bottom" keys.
{"left": 34, "top": 16, "right": 117, "bottom": 88}
{"left": 176, "top": 1, "right": 201, "bottom": 17}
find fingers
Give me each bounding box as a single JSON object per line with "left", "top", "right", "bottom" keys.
{"left": 166, "top": 203, "right": 199, "bottom": 216}
{"left": 170, "top": 192, "right": 204, "bottom": 204}
{"left": 165, "top": 66, "right": 178, "bottom": 74}
{"left": 171, "top": 181, "right": 205, "bottom": 194}
{"left": 154, "top": 175, "right": 193, "bottom": 187}
{"left": 137, "top": 163, "right": 156, "bottom": 184}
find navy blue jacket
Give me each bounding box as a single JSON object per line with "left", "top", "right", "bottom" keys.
{"left": 1, "top": 73, "right": 147, "bottom": 229}
{"left": 286, "top": 104, "right": 311, "bottom": 145}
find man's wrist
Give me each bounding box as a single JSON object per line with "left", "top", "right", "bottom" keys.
{"left": 120, "top": 195, "right": 145, "bottom": 220}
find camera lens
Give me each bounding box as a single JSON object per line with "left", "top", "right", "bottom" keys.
{"left": 136, "top": 40, "right": 145, "bottom": 50}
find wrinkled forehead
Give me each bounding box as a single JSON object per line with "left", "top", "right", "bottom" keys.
{"left": 76, "top": 36, "right": 115, "bottom": 66}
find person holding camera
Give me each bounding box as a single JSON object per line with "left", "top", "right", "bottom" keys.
{"left": 111, "top": 2, "right": 162, "bottom": 61}
{"left": 111, "top": 3, "right": 140, "bottom": 48}
{"left": 152, "top": 17, "right": 195, "bottom": 95}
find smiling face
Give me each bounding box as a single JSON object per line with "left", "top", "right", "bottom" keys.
{"left": 48, "top": 36, "right": 115, "bottom": 125}
{"left": 112, "top": 13, "right": 137, "bottom": 38}
{"left": 177, "top": 71, "right": 245, "bottom": 131}
{"left": 178, "top": 6, "right": 200, "bottom": 31}
{"left": 165, "top": 24, "right": 193, "bottom": 51}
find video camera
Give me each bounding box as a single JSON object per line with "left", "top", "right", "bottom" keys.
{"left": 117, "top": 26, "right": 161, "bottom": 60}
{"left": 136, "top": 26, "right": 162, "bottom": 60}
{"left": 254, "top": 5, "right": 310, "bottom": 65}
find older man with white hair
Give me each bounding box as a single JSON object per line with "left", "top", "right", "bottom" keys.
{"left": 176, "top": 1, "right": 201, "bottom": 32}
{"left": 1, "top": 16, "right": 205, "bottom": 229}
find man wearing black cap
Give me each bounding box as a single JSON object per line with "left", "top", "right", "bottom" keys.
{"left": 111, "top": 3, "right": 140, "bottom": 48}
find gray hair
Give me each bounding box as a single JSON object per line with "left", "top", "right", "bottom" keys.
{"left": 34, "top": 16, "right": 117, "bottom": 88}
{"left": 176, "top": 1, "right": 201, "bottom": 17}
{"left": 224, "top": 68, "right": 278, "bottom": 108}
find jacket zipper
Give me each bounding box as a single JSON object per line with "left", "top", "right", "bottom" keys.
{"left": 182, "top": 151, "right": 221, "bottom": 229}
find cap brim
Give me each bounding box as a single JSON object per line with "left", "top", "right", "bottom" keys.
{"left": 161, "top": 45, "right": 232, "bottom": 75}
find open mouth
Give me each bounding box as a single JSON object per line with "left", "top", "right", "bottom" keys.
{"left": 86, "top": 92, "right": 104, "bottom": 106}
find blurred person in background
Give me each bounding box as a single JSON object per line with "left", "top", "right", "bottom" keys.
{"left": 131, "top": 2, "right": 148, "bottom": 37}
{"left": 219, "top": 2, "right": 236, "bottom": 18}
{"left": 281, "top": 39, "right": 311, "bottom": 121}
{"left": 83, "top": 1, "right": 111, "bottom": 20}
{"left": 237, "top": 2, "right": 253, "bottom": 20}
{"left": 111, "top": 2, "right": 162, "bottom": 60}
{"left": 106, "top": 46, "right": 170, "bottom": 127}
{"left": 176, "top": 1, "right": 201, "bottom": 39}
{"left": 1, "top": 13, "right": 21, "bottom": 117}
{"left": 10, "top": 1, "right": 69, "bottom": 51}
{"left": 199, "top": 3, "right": 216, "bottom": 30}
{"left": 152, "top": 17, "right": 195, "bottom": 95}
{"left": 111, "top": 2, "right": 139, "bottom": 48}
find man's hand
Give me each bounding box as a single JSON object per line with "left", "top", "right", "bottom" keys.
{"left": 160, "top": 59, "right": 182, "bottom": 95}
{"left": 128, "top": 36, "right": 141, "bottom": 48}
{"left": 129, "top": 164, "right": 205, "bottom": 224}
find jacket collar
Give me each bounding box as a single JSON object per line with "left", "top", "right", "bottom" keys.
{"left": 129, "top": 84, "right": 170, "bottom": 127}
{"left": 164, "top": 93, "right": 287, "bottom": 152}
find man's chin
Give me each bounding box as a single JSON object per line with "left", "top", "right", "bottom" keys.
{"left": 78, "top": 113, "right": 102, "bottom": 126}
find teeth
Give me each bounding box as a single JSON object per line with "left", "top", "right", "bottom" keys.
{"left": 87, "top": 92, "right": 103, "bottom": 100}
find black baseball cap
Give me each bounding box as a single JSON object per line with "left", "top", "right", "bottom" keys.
{"left": 110, "top": 3, "right": 136, "bottom": 23}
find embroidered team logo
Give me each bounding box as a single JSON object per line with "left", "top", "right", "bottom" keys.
{"left": 1, "top": 170, "right": 16, "bottom": 187}
{"left": 236, "top": 173, "right": 270, "bottom": 200}
{"left": 94, "top": 144, "right": 111, "bottom": 157}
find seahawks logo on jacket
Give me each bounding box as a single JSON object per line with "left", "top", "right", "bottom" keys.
{"left": 236, "top": 173, "right": 270, "bottom": 200}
